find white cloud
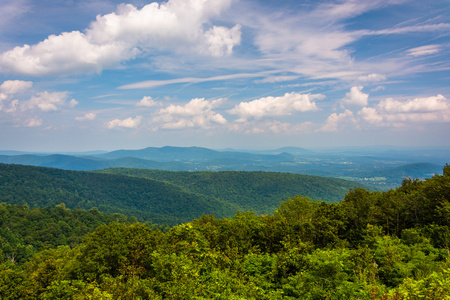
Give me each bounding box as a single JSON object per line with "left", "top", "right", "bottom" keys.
{"left": 379, "top": 94, "right": 448, "bottom": 113}
{"left": 254, "top": 75, "right": 300, "bottom": 84}
{"left": 156, "top": 98, "right": 226, "bottom": 129}
{"left": 136, "top": 96, "right": 158, "bottom": 107}
{"left": 360, "top": 24, "right": 450, "bottom": 36}
{"left": 69, "top": 99, "right": 79, "bottom": 108}
{"left": 320, "top": 109, "right": 355, "bottom": 132}
{"left": 341, "top": 86, "right": 368, "bottom": 107}
{"left": 238, "top": 1, "right": 450, "bottom": 82}
{"left": 357, "top": 73, "right": 386, "bottom": 82}
{"left": 0, "top": 80, "right": 77, "bottom": 114}
{"left": 203, "top": 24, "right": 241, "bottom": 57}
{"left": 0, "top": 0, "right": 240, "bottom": 76}
{"left": 228, "top": 92, "right": 322, "bottom": 122}
{"left": 21, "top": 91, "right": 77, "bottom": 112}
{"left": 371, "top": 86, "right": 385, "bottom": 92}
{"left": 406, "top": 45, "right": 441, "bottom": 57}
{"left": 23, "top": 118, "right": 42, "bottom": 127}
{"left": 358, "top": 94, "right": 450, "bottom": 126}
{"left": 4, "top": 99, "right": 19, "bottom": 113}
{"left": 119, "top": 71, "right": 274, "bottom": 89}
{"left": 0, "top": 80, "right": 33, "bottom": 94}
{"left": 107, "top": 116, "right": 142, "bottom": 129}
{"left": 0, "top": 0, "right": 30, "bottom": 34}
{"left": 0, "top": 31, "right": 133, "bottom": 76}
{"left": 358, "top": 107, "right": 383, "bottom": 124}
{"left": 75, "top": 112, "right": 97, "bottom": 121}
{"left": 0, "top": 80, "right": 33, "bottom": 108}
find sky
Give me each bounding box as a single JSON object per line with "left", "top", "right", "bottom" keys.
{"left": 0, "top": 0, "right": 449, "bottom": 152}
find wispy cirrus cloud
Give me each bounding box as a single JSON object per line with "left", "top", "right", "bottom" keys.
{"left": 230, "top": 0, "right": 450, "bottom": 83}
{"left": 119, "top": 71, "right": 276, "bottom": 89}
{"left": 357, "top": 23, "right": 450, "bottom": 36}
{"left": 0, "top": 0, "right": 30, "bottom": 34}
{"left": 357, "top": 74, "right": 386, "bottom": 83}
{"left": 406, "top": 45, "right": 441, "bottom": 57}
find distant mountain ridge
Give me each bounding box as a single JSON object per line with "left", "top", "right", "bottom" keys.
{"left": 0, "top": 146, "right": 447, "bottom": 189}
{"left": 0, "top": 146, "right": 298, "bottom": 171}
{"left": 98, "top": 146, "right": 296, "bottom": 162}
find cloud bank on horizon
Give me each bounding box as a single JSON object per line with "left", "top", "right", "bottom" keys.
{"left": 0, "top": 0, "right": 449, "bottom": 151}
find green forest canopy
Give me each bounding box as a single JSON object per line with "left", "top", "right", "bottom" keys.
{"left": 0, "top": 164, "right": 449, "bottom": 299}
{"left": 0, "top": 163, "right": 372, "bottom": 225}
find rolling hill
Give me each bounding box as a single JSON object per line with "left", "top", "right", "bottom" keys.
{"left": 0, "top": 163, "right": 371, "bottom": 225}
{"left": 97, "top": 168, "right": 372, "bottom": 214}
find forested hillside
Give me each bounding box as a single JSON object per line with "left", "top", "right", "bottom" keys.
{"left": 0, "top": 163, "right": 240, "bottom": 225}
{"left": 0, "top": 165, "right": 449, "bottom": 299}
{"left": 97, "top": 168, "right": 369, "bottom": 214}
{"left": 0, "top": 163, "right": 369, "bottom": 224}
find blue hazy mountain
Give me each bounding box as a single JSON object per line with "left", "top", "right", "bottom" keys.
{"left": 0, "top": 146, "right": 447, "bottom": 188}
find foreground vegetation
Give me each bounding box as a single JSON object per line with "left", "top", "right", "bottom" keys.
{"left": 0, "top": 165, "right": 449, "bottom": 299}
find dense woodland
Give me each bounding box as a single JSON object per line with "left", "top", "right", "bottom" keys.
{"left": 0, "top": 163, "right": 370, "bottom": 225}
{"left": 0, "top": 164, "right": 449, "bottom": 299}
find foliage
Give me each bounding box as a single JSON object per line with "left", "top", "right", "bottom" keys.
{"left": 0, "top": 164, "right": 449, "bottom": 298}
{"left": 98, "top": 168, "right": 372, "bottom": 214}
{"left": 0, "top": 163, "right": 239, "bottom": 225}
{"left": 0, "top": 203, "right": 136, "bottom": 264}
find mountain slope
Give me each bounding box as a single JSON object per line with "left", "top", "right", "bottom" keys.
{"left": 0, "top": 163, "right": 239, "bottom": 225}
{"left": 97, "top": 168, "right": 372, "bottom": 214}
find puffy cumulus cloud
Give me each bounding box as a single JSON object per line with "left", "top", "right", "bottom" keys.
{"left": 136, "top": 96, "right": 158, "bottom": 107}
{"left": 407, "top": 45, "right": 441, "bottom": 57}
{"left": 203, "top": 25, "right": 241, "bottom": 57}
{"left": 358, "top": 107, "right": 383, "bottom": 124}
{"left": 320, "top": 109, "right": 355, "bottom": 132}
{"left": 107, "top": 116, "right": 142, "bottom": 129}
{"left": 23, "top": 118, "right": 43, "bottom": 127}
{"left": 228, "top": 92, "right": 322, "bottom": 122}
{"left": 358, "top": 94, "right": 450, "bottom": 126}
{"left": 357, "top": 73, "right": 386, "bottom": 82}
{"left": 0, "top": 81, "right": 78, "bottom": 113}
{"left": 0, "top": 80, "right": 33, "bottom": 109}
{"left": 0, "top": 0, "right": 240, "bottom": 76}
{"left": 341, "top": 86, "right": 368, "bottom": 107}
{"left": 156, "top": 98, "right": 226, "bottom": 129}
{"left": 75, "top": 112, "right": 97, "bottom": 121}
{"left": 0, "top": 80, "right": 33, "bottom": 94}
{"left": 21, "top": 91, "right": 77, "bottom": 112}
{"left": 0, "top": 31, "right": 133, "bottom": 76}
{"left": 378, "top": 94, "right": 448, "bottom": 113}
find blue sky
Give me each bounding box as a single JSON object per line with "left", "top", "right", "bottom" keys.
{"left": 0, "top": 0, "right": 449, "bottom": 152}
